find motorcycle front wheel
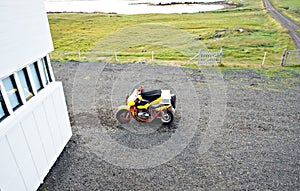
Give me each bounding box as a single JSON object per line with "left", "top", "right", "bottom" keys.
{"left": 161, "top": 110, "right": 174, "bottom": 125}
{"left": 116, "top": 109, "right": 131, "bottom": 124}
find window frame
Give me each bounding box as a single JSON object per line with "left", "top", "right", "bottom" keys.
{"left": 17, "top": 68, "right": 34, "bottom": 101}
{"left": 46, "top": 55, "right": 55, "bottom": 82}
{"left": 0, "top": 90, "right": 9, "bottom": 122}
{"left": 2, "top": 75, "right": 23, "bottom": 111}
{"left": 29, "top": 62, "right": 43, "bottom": 92}
{"left": 41, "top": 56, "right": 53, "bottom": 83}
{"left": 38, "top": 58, "right": 49, "bottom": 86}
{"left": 0, "top": 54, "right": 54, "bottom": 123}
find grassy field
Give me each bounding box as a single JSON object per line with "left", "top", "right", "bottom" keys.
{"left": 48, "top": 0, "right": 296, "bottom": 68}
{"left": 269, "top": 0, "right": 300, "bottom": 24}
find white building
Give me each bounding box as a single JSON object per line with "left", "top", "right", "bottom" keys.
{"left": 0, "top": 0, "right": 72, "bottom": 190}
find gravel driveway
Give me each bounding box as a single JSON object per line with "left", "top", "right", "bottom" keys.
{"left": 39, "top": 62, "right": 299, "bottom": 191}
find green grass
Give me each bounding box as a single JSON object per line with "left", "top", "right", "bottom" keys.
{"left": 269, "top": 0, "right": 300, "bottom": 24}
{"left": 256, "top": 67, "right": 300, "bottom": 78}
{"left": 48, "top": 0, "right": 295, "bottom": 67}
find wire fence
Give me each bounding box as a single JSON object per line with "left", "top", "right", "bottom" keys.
{"left": 49, "top": 50, "right": 188, "bottom": 63}
{"left": 50, "top": 49, "right": 223, "bottom": 66}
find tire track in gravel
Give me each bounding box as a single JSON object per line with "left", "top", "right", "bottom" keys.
{"left": 263, "top": 0, "right": 300, "bottom": 48}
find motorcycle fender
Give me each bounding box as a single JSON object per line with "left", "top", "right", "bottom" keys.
{"left": 118, "top": 105, "right": 130, "bottom": 111}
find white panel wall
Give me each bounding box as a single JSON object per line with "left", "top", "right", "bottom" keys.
{"left": 0, "top": 82, "right": 72, "bottom": 191}
{"left": 0, "top": 0, "right": 54, "bottom": 78}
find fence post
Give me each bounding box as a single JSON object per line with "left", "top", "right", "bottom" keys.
{"left": 152, "top": 51, "right": 154, "bottom": 61}
{"left": 219, "top": 48, "right": 223, "bottom": 63}
{"left": 261, "top": 52, "right": 267, "bottom": 67}
{"left": 280, "top": 48, "right": 287, "bottom": 66}
{"left": 78, "top": 50, "right": 81, "bottom": 60}
{"left": 114, "top": 51, "right": 118, "bottom": 62}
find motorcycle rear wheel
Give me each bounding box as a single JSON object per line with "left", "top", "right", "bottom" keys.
{"left": 116, "top": 109, "right": 131, "bottom": 124}
{"left": 161, "top": 110, "right": 174, "bottom": 125}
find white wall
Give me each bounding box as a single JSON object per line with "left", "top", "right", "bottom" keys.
{"left": 0, "top": 0, "right": 54, "bottom": 78}
{"left": 0, "top": 82, "right": 72, "bottom": 191}
{"left": 0, "top": 1, "right": 72, "bottom": 190}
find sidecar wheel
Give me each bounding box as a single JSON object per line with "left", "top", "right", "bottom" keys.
{"left": 116, "top": 109, "right": 130, "bottom": 124}
{"left": 161, "top": 110, "right": 174, "bottom": 125}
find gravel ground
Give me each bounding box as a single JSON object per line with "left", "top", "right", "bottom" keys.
{"left": 39, "top": 62, "right": 299, "bottom": 191}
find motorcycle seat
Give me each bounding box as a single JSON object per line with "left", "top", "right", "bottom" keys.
{"left": 141, "top": 90, "right": 161, "bottom": 102}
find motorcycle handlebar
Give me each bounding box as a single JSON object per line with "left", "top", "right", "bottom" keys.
{"left": 137, "top": 85, "right": 144, "bottom": 92}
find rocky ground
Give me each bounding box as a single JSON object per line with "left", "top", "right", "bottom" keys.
{"left": 39, "top": 62, "right": 299, "bottom": 191}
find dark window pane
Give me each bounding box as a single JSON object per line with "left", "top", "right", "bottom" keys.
{"left": 41, "top": 57, "right": 52, "bottom": 83}
{"left": 18, "top": 69, "right": 34, "bottom": 101}
{"left": 0, "top": 91, "right": 9, "bottom": 121}
{"left": 3, "top": 75, "right": 22, "bottom": 111}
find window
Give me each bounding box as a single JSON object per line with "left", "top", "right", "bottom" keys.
{"left": 39, "top": 58, "right": 49, "bottom": 85}
{"left": 18, "top": 69, "right": 34, "bottom": 101}
{"left": 0, "top": 55, "right": 54, "bottom": 123}
{"left": 0, "top": 91, "right": 9, "bottom": 121}
{"left": 3, "top": 75, "right": 22, "bottom": 111}
{"left": 29, "top": 62, "right": 43, "bottom": 91}
{"left": 41, "top": 57, "right": 52, "bottom": 82}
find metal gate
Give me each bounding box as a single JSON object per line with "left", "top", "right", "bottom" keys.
{"left": 281, "top": 49, "right": 300, "bottom": 66}
{"left": 198, "top": 48, "right": 223, "bottom": 65}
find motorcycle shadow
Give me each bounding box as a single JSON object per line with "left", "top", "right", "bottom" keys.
{"left": 115, "top": 118, "right": 179, "bottom": 134}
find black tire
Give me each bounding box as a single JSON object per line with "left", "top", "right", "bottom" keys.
{"left": 161, "top": 110, "right": 174, "bottom": 125}
{"left": 116, "top": 109, "right": 131, "bottom": 124}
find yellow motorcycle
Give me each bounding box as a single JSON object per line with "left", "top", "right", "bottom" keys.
{"left": 116, "top": 86, "right": 176, "bottom": 125}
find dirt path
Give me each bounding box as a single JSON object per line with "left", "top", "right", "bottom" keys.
{"left": 38, "top": 62, "right": 300, "bottom": 191}
{"left": 263, "top": 0, "right": 300, "bottom": 48}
